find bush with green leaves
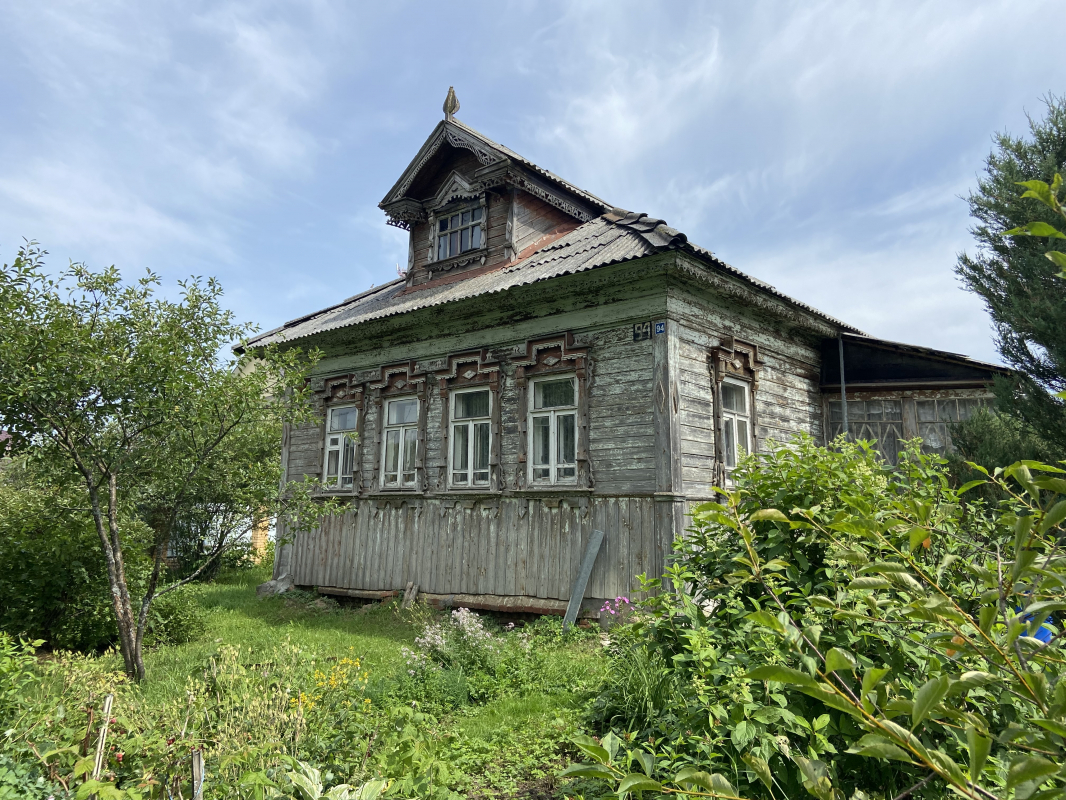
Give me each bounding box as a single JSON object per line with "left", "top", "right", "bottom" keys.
{"left": 0, "top": 460, "right": 204, "bottom": 653}
{"left": 574, "top": 436, "right": 1065, "bottom": 800}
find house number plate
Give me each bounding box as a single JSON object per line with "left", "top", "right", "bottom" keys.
{"left": 632, "top": 321, "right": 666, "bottom": 341}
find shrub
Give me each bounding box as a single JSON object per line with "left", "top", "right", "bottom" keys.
{"left": 576, "top": 436, "right": 1066, "bottom": 800}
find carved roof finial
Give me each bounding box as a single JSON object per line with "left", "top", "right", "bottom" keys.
{"left": 443, "top": 86, "right": 460, "bottom": 122}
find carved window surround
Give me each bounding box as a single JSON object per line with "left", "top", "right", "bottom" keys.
{"left": 435, "top": 349, "right": 502, "bottom": 493}
{"left": 309, "top": 375, "right": 366, "bottom": 495}
{"left": 511, "top": 333, "right": 592, "bottom": 490}
{"left": 367, "top": 363, "right": 430, "bottom": 492}
{"left": 708, "top": 337, "right": 763, "bottom": 487}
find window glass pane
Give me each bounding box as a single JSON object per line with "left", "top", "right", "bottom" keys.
{"left": 449, "top": 231, "right": 458, "bottom": 254}
{"left": 532, "top": 416, "right": 551, "bottom": 466}
{"left": 330, "top": 406, "right": 358, "bottom": 431}
{"left": 455, "top": 390, "right": 489, "bottom": 419}
{"left": 471, "top": 224, "right": 481, "bottom": 249}
{"left": 558, "top": 413, "right": 576, "bottom": 465}
{"left": 534, "top": 378, "right": 574, "bottom": 409}
{"left": 723, "top": 418, "right": 736, "bottom": 468}
{"left": 736, "top": 419, "right": 749, "bottom": 459}
{"left": 388, "top": 398, "right": 418, "bottom": 425}
{"left": 452, "top": 423, "right": 469, "bottom": 470}
{"left": 328, "top": 435, "right": 340, "bottom": 448}
{"left": 384, "top": 429, "right": 400, "bottom": 473}
{"left": 533, "top": 467, "right": 550, "bottom": 480}
{"left": 341, "top": 439, "right": 355, "bottom": 477}
{"left": 558, "top": 466, "right": 576, "bottom": 479}
{"left": 326, "top": 449, "right": 339, "bottom": 479}
{"left": 474, "top": 422, "right": 490, "bottom": 470}
{"left": 461, "top": 211, "right": 471, "bottom": 226}
{"left": 472, "top": 207, "right": 482, "bottom": 221}
{"left": 460, "top": 227, "right": 470, "bottom": 252}
{"left": 402, "top": 428, "right": 418, "bottom": 472}
{"left": 438, "top": 236, "right": 447, "bottom": 260}
{"left": 722, "top": 383, "right": 746, "bottom": 413}
{"left": 828, "top": 400, "right": 842, "bottom": 421}
{"left": 451, "top": 214, "right": 460, "bottom": 228}
{"left": 439, "top": 218, "right": 449, "bottom": 232}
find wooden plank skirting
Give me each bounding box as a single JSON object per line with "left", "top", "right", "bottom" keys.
{"left": 290, "top": 495, "right": 666, "bottom": 606}
{"left": 316, "top": 586, "right": 601, "bottom": 618}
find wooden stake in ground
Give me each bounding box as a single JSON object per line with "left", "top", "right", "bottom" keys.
{"left": 191, "top": 749, "right": 205, "bottom": 800}
{"left": 91, "top": 694, "right": 114, "bottom": 780}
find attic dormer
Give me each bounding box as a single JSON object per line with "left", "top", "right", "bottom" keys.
{"left": 379, "top": 89, "right": 610, "bottom": 288}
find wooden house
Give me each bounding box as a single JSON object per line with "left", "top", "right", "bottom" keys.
{"left": 248, "top": 94, "right": 1005, "bottom": 615}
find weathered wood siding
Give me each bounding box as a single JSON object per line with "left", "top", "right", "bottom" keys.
{"left": 512, "top": 194, "right": 578, "bottom": 259}
{"left": 290, "top": 496, "right": 660, "bottom": 601}
{"left": 670, "top": 291, "right": 824, "bottom": 498}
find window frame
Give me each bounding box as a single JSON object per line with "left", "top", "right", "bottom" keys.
{"left": 380, "top": 395, "right": 420, "bottom": 490}
{"left": 434, "top": 203, "right": 485, "bottom": 262}
{"left": 527, "top": 374, "right": 578, "bottom": 486}
{"left": 448, "top": 386, "right": 493, "bottom": 490}
{"left": 322, "top": 405, "right": 359, "bottom": 491}
{"left": 720, "top": 377, "right": 752, "bottom": 471}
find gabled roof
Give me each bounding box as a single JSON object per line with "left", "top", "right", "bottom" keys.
{"left": 243, "top": 210, "right": 860, "bottom": 349}
{"left": 379, "top": 118, "right": 611, "bottom": 226}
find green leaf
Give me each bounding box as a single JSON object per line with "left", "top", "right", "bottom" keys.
{"left": 862, "top": 667, "right": 891, "bottom": 696}
{"left": 794, "top": 756, "right": 834, "bottom": 800}
{"left": 1039, "top": 499, "right": 1066, "bottom": 534}
{"left": 559, "top": 763, "right": 616, "bottom": 780}
{"left": 825, "top": 647, "right": 856, "bottom": 674}
{"left": 848, "top": 577, "right": 890, "bottom": 591}
{"left": 966, "top": 726, "right": 991, "bottom": 780}
{"left": 618, "top": 773, "right": 662, "bottom": 794}
{"left": 911, "top": 676, "right": 950, "bottom": 729}
{"left": 1032, "top": 718, "right": 1066, "bottom": 738}
{"left": 1046, "top": 250, "right": 1066, "bottom": 272}
{"left": 571, "top": 736, "right": 611, "bottom": 765}
{"left": 745, "top": 665, "right": 818, "bottom": 687}
{"left": 741, "top": 754, "right": 773, "bottom": 792}
{"left": 747, "top": 610, "right": 786, "bottom": 632}
{"left": 979, "top": 605, "right": 998, "bottom": 634}
{"left": 750, "top": 508, "right": 789, "bottom": 522}
{"left": 1006, "top": 756, "right": 1059, "bottom": 791}
{"left": 1004, "top": 220, "right": 1066, "bottom": 238}
{"left": 675, "top": 767, "right": 714, "bottom": 791}
{"left": 957, "top": 479, "right": 988, "bottom": 495}
{"left": 632, "top": 749, "right": 655, "bottom": 777}
{"left": 847, "top": 734, "right": 915, "bottom": 763}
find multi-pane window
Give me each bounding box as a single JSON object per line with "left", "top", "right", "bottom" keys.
{"left": 529, "top": 376, "right": 577, "bottom": 484}
{"left": 324, "top": 406, "right": 358, "bottom": 489}
{"left": 382, "top": 397, "right": 419, "bottom": 489}
{"left": 450, "top": 388, "right": 491, "bottom": 487}
{"left": 436, "top": 206, "right": 483, "bottom": 260}
{"left": 721, "top": 380, "right": 751, "bottom": 470}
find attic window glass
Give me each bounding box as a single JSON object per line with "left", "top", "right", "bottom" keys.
{"left": 437, "top": 206, "right": 483, "bottom": 260}
{"left": 382, "top": 397, "right": 419, "bottom": 489}
{"left": 529, "top": 376, "right": 577, "bottom": 485}
{"left": 324, "top": 406, "right": 358, "bottom": 489}
{"left": 721, "top": 379, "right": 751, "bottom": 470}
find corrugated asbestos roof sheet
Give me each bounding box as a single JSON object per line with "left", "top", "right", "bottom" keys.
{"left": 244, "top": 210, "right": 860, "bottom": 349}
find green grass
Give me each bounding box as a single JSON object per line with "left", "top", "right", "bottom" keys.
{"left": 54, "top": 566, "right": 609, "bottom": 797}
{"left": 133, "top": 567, "right": 419, "bottom": 702}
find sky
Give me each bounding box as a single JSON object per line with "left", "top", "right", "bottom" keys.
{"left": 1, "top": 1, "right": 1064, "bottom": 365}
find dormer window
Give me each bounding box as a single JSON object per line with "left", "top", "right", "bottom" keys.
{"left": 437, "top": 206, "right": 483, "bottom": 260}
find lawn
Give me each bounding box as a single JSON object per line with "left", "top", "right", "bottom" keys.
{"left": 8, "top": 566, "right": 610, "bottom": 799}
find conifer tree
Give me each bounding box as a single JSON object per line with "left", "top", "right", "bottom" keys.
{"left": 956, "top": 95, "right": 1066, "bottom": 453}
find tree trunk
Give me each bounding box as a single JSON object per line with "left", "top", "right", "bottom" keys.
{"left": 85, "top": 472, "right": 146, "bottom": 680}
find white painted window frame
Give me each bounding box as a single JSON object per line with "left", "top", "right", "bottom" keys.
{"left": 527, "top": 374, "right": 578, "bottom": 486}
{"left": 435, "top": 203, "right": 484, "bottom": 261}
{"left": 323, "top": 405, "right": 358, "bottom": 490}
{"left": 720, "top": 377, "right": 752, "bottom": 471}
{"left": 449, "top": 386, "right": 492, "bottom": 489}
{"left": 381, "top": 396, "right": 420, "bottom": 490}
